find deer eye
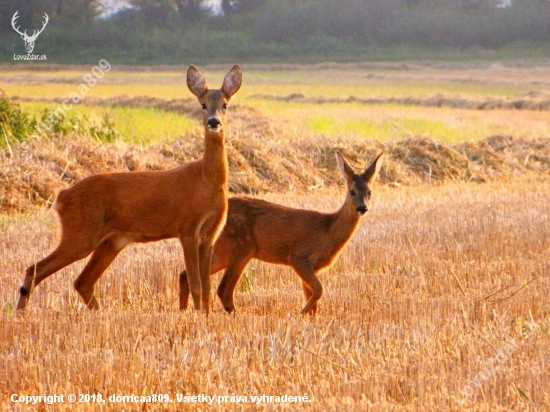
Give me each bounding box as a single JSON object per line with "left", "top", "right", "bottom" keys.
{"left": 222, "top": 103, "right": 228, "bottom": 109}
{"left": 367, "top": 190, "right": 372, "bottom": 197}
{"left": 350, "top": 190, "right": 356, "bottom": 196}
{"left": 201, "top": 103, "right": 207, "bottom": 110}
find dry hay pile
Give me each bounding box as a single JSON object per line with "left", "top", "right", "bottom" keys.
{"left": 2, "top": 132, "right": 549, "bottom": 213}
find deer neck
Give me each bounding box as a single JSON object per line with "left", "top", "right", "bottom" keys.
{"left": 329, "top": 196, "right": 361, "bottom": 246}
{"left": 202, "top": 129, "right": 228, "bottom": 186}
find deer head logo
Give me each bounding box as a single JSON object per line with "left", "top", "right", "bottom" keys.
{"left": 11, "top": 10, "right": 49, "bottom": 54}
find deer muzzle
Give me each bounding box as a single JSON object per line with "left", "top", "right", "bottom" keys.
{"left": 207, "top": 117, "right": 222, "bottom": 132}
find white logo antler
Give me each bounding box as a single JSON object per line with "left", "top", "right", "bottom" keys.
{"left": 12, "top": 10, "right": 49, "bottom": 54}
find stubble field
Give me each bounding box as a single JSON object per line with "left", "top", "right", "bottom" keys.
{"left": 1, "top": 62, "right": 549, "bottom": 410}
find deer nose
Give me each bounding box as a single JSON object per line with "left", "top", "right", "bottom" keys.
{"left": 356, "top": 205, "right": 367, "bottom": 215}
{"left": 207, "top": 117, "right": 221, "bottom": 129}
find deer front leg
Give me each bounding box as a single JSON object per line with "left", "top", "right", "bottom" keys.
{"left": 196, "top": 210, "right": 228, "bottom": 314}
{"left": 301, "top": 280, "right": 318, "bottom": 315}
{"left": 291, "top": 258, "right": 323, "bottom": 315}
{"left": 181, "top": 236, "right": 201, "bottom": 311}
{"left": 178, "top": 270, "right": 190, "bottom": 310}
{"left": 198, "top": 241, "right": 213, "bottom": 315}
{"left": 179, "top": 247, "right": 227, "bottom": 311}
{"left": 217, "top": 253, "right": 253, "bottom": 314}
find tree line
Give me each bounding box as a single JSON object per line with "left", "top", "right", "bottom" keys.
{"left": 1, "top": 0, "right": 549, "bottom": 63}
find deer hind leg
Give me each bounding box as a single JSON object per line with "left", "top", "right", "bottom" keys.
{"left": 291, "top": 258, "right": 323, "bottom": 315}
{"left": 73, "top": 235, "right": 126, "bottom": 309}
{"left": 16, "top": 242, "right": 96, "bottom": 310}
{"left": 216, "top": 252, "right": 253, "bottom": 314}
{"left": 179, "top": 246, "right": 227, "bottom": 311}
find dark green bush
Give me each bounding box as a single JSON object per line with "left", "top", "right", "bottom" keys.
{"left": 0, "top": 92, "right": 32, "bottom": 146}
{"left": 0, "top": 92, "right": 121, "bottom": 147}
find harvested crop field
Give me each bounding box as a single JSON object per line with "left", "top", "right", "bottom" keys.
{"left": 1, "top": 180, "right": 549, "bottom": 410}
{"left": 1, "top": 62, "right": 550, "bottom": 410}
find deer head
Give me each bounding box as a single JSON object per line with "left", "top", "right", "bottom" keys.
{"left": 12, "top": 11, "right": 49, "bottom": 54}
{"left": 187, "top": 65, "right": 242, "bottom": 134}
{"left": 336, "top": 151, "right": 383, "bottom": 215}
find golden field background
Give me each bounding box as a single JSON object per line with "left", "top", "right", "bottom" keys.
{"left": 1, "top": 62, "right": 550, "bottom": 410}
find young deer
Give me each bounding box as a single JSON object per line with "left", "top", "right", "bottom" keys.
{"left": 179, "top": 152, "right": 383, "bottom": 314}
{"left": 16, "top": 65, "right": 242, "bottom": 314}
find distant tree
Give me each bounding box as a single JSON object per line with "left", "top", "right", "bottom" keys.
{"left": 456, "top": 0, "right": 498, "bottom": 9}
{"left": 130, "top": 0, "right": 174, "bottom": 25}
{"left": 222, "top": 0, "right": 267, "bottom": 16}
{"left": 129, "top": 0, "right": 207, "bottom": 25}
{"left": 174, "top": 0, "right": 204, "bottom": 20}
{"left": 512, "top": 0, "right": 550, "bottom": 5}
{"left": 54, "top": 0, "right": 103, "bottom": 25}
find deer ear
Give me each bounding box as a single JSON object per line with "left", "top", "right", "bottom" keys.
{"left": 187, "top": 65, "right": 207, "bottom": 97}
{"left": 336, "top": 151, "right": 355, "bottom": 180}
{"left": 363, "top": 153, "right": 383, "bottom": 184}
{"left": 221, "top": 65, "right": 242, "bottom": 99}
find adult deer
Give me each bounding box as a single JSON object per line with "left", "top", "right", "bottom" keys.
{"left": 179, "top": 152, "right": 383, "bottom": 314}
{"left": 16, "top": 65, "right": 242, "bottom": 314}
{"left": 11, "top": 11, "right": 49, "bottom": 54}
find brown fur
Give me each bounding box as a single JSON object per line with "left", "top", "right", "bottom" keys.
{"left": 16, "top": 65, "right": 242, "bottom": 314}
{"left": 179, "top": 152, "right": 383, "bottom": 314}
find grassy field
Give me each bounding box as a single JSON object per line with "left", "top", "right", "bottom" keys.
{"left": 1, "top": 62, "right": 549, "bottom": 410}
{"left": 3, "top": 62, "right": 550, "bottom": 143}
{"left": 18, "top": 102, "right": 198, "bottom": 145}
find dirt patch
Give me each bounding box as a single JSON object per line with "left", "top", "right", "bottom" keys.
{"left": 2, "top": 132, "right": 549, "bottom": 213}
